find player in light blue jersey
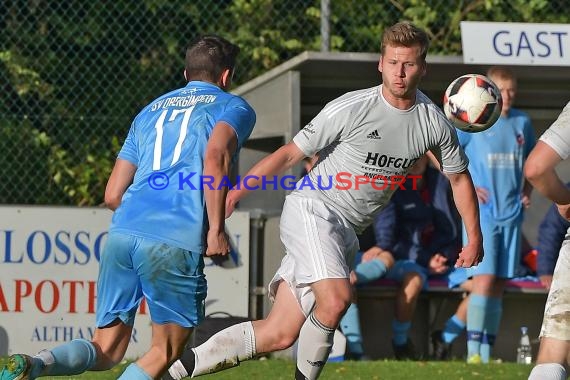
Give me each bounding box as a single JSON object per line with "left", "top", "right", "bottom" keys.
{"left": 454, "top": 66, "right": 536, "bottom": 364}
{"left": 0, "top": 35, "right": 255, "bottom": 380}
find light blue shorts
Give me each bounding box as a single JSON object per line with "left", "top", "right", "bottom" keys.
{"left": 464, "top": 218, "right": 522, "bottom": 278}
{"left": 96, "top": 232, "right": 206, "bottom": 328}
{"left": 447, "top": 266, "right": 468, "bottom": 288}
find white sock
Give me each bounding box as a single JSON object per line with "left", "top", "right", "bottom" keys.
{"left": 528, "top": 363, "right": 567, "bottom": 380}
{"left": 295, "top": 312, "right": 335, "bottom": 380}
{"left": 167, "top": 359, "right": 189, "bottom": 380}
{"left": 192, "top": 322, "right": 256, "bottom": 377}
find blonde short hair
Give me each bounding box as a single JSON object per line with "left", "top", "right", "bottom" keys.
{"left": 381, "top": 21, "right": 429, "bottom": 61}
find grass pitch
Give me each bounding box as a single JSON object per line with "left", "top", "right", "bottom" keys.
{"left": 1, "top": 357, "right": 533, "bottom": 379}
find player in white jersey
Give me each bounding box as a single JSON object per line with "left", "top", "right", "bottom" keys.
{"left": 526, "top": 102, "right": 570, "bottom": 380}
{"left": 164, "top": 21, "right": 483, "bottom": 380}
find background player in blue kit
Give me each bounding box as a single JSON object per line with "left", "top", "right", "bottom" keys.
{"left": 455, "top": 66, "right": 536, "bottom": 364}
{"left": 0, "top": 35, "right": 256, "bottom": 380}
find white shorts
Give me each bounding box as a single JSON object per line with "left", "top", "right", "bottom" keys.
{"left": 539, "top": 237, "right": 570, "bottom": 341}
{"left": 268, "top": 193, "right": 359, "bottom": 316}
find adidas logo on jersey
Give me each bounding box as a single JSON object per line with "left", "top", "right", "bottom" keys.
{"left": 366, "top": 129, "right": 382, "bottom": 139}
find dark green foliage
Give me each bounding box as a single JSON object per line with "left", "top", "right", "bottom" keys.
{"left": 0, "top": 0, "right": 566, "bottom": 205}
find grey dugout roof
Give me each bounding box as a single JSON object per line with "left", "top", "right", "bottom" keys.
{"left": 234, "top": 51, "right": 570, "bottom": 152}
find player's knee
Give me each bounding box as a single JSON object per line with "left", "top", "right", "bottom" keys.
{"left": 378, "top": 251, "right": 395, "bottom": 269}
{"left": 403, "top": 272, "right": 423, "bottom": 287}
{"left": 319, "top": 296, "right": 351, "bottom": 319}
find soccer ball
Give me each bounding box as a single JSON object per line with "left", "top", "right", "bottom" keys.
{"left": 443, "top": 74, "right": 503, "bottom": 133}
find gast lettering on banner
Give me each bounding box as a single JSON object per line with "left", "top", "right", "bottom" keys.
{"left": 460, "top": 21, "right": 569, "bottom": 66}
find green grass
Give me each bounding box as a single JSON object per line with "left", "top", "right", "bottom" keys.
{"left": 1, "top": 358, "right": 534, "bottom": 379}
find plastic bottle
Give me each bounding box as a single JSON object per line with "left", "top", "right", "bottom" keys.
{"left": 516, "top": 326, "right": 532, "bottom": 364}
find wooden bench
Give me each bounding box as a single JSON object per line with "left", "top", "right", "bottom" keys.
{"left": 355, "top": 278, "right": 548, "bottom": 361}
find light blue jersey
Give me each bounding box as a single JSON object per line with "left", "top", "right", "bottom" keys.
{"left": 110, "top": 81, "right": 256, "bottom": 252}
{"left": 457, "top": 108, "right": 535, "bottom": 224}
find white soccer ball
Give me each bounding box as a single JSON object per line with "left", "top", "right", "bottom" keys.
{"left": 443, "top": 74, "right": 503, "bottom": 133}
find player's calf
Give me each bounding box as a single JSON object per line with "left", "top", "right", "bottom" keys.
{"left": 165, "top": 322, "right": 256, "bottom": 379}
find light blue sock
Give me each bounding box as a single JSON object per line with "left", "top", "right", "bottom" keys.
{"left": 118, "top": 363, "right": 152, "bottom": 380}
{"left": 480, "top": 297, "right": 502, "bottom": 363}
{"left": 392, "top": 319, "right": 411, "bottom": 346}
{"left": 340, "top": 303, "right": 364, "bottom": 357}
{"left": 442, "top": 314, "right": 466, "bottom": 344}
{"left": 45, "top": 339, "right": 97, "bottom": 376}
{"left": 467, "top": 294, "right": 489, "bottom": 359}
{"left": 480, "top": 332, "right": 490, "bottom": 364}
{"left": 354, "top": 259, "right": 387, "bottom": 284}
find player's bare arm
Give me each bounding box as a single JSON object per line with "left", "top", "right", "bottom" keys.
{"left": 204, "top": 121, "right": 238, "bottom": 256}
{"left": 104, "top": 158, "right": 136, "bottom": 211}
{"left": 225, "top": 141, "right": 306, "bottom": 217}
{"left": 525, "top": 140, "right": 570, "bottom": 206}
{"left": 446, "top": 170, "right": 483, "bottom": 267}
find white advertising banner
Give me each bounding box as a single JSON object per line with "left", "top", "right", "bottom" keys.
{"left": 0, "top": 206, "right": 249, "bottom": 359}
{"left": 461, "top": 21, "right": 570, "bottom": 66}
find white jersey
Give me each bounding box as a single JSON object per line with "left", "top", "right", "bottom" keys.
{"left": 539, "top": 101, "right": 570, "bottom": 160}
{"left": 292, "top": 85, "right": 468, "bottom": 232}
{"left": 538, "top": 102, "right": 570, "bottom": 341}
